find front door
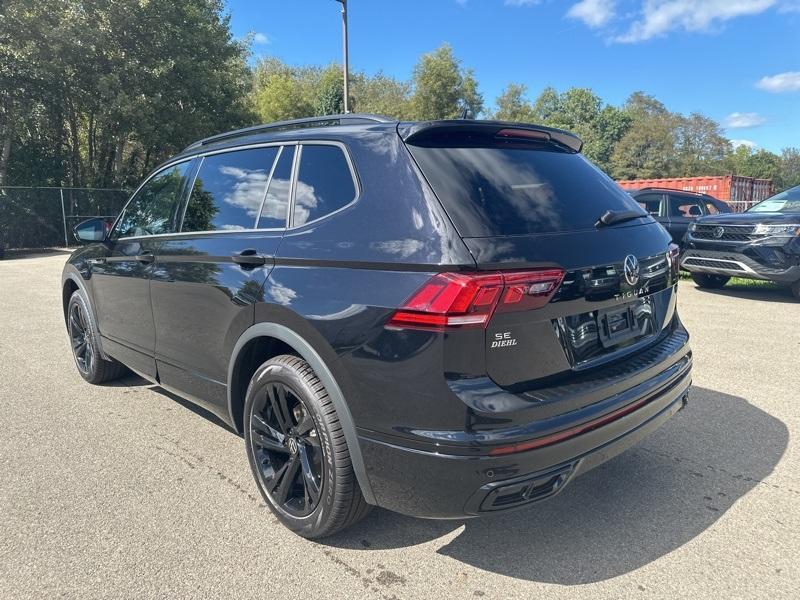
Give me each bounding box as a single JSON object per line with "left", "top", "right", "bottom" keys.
{"left": 151, "top": 145, "right": 292, "bottom": 416}
{"left": 667, "top": 193, "right": 707, "bottom": 243}
{"left": 91, "top": 160, "right": 193, "bottom": 377}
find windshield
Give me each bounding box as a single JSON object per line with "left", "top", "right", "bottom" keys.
{"left": 408, "top": 140, "right": 647, "bottom": 236}
{"left": 748, "top": 185, "right": 800, "bottom": 213}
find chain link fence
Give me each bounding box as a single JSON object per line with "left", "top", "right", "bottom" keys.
{"left": 0, "top": 187, "right": 130, "bottom": 252}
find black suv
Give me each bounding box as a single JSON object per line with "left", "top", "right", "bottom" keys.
{"left": 62, "top": 115, "right": 692, "bottom": 538}
{"left": 682, "top": 185, "right": 800, "bottom": 298}
{"left": 630, "top": 187, "right": 732, "bottom": 247}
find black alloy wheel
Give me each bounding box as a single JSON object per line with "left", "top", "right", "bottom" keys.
{"left": 249, "top": 381, "right": 324, "bottom": 517}
{"left": 69, "top": 300, "right": 95, "bottom": 375}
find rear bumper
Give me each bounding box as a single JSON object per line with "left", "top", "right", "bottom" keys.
{"left": 358, "top": 350, "right": 692, "bottom": 518}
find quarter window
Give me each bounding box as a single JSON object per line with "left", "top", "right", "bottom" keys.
{"left": 292, "top": 144, "right": 356, "bottom": 227}
{"left": 114, "top": 162, "right": 190, "bottom": 238}
{"left": 636, "top": 194, "right": 662, "bottom": 217}
{"left": 183, "top": 147, "right": 280, "bottom": 232}
{"left": 257, "top": 146, "right": 295, "bottom": 229}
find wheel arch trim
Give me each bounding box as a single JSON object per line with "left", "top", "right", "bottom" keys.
{"left": 227, "top": 322, "right": 376, "bottom": 505}
{"left": 62, "top": 267, "right": 110, "bottom": 360}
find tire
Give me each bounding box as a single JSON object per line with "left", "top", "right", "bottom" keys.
{"left": 691, "top": 272, "right": 730, "bottom": 289}
{"left": 791, "top": 280, "right": 800, "bottom": 301}
{"left": 67, "top": 290, "right": 127, "bottom": 384}
{"left": 244, "top": 354, "right": 370, "bottom": 539}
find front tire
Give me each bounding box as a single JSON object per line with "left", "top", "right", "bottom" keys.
{"left": 691, "top": 272, "right": 730, "bottom": 289}
{"left": 791, "top": 280, "right": 800, "bottom": 300}
{"left": 244, "top": 355, "right": 370, "bottom": 538}
{"left": 67, "top": 290, "right": 127, "bottom": 384}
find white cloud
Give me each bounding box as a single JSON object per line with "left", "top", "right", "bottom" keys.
{"left": 567, "top": 0, "right": 616, "bottom": 28}
{"left": 505, "top": 0, "right": 541, "bottom": 6}
{"left": 724, "top": 112, "right": 767, "bottom": 128}
{"left": 614, "top": 0, "right": 777, "bottom": 43}
{"left": 253, "top": 32, "right": 270, "bottom": 45}
{"left": 756, "top": 71, "right": 800, "bottom": 93}
{"left": 731, "top": 139, "right": 758, "bottom": 149}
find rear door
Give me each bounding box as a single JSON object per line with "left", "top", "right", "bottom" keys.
{"left": 667, "top": 193, "right": 706, "bottom": 243}
{"left": 150, "top": 144, "right": 291, "bottom": 415}
{"left": 91, "top": 160, "right": 192, "bottom": 377}
{"left": 635, "top": 192, "right": 668, "bottom": 231}
{"left": 407, "top": 132, "right": 678, "bottom": 389}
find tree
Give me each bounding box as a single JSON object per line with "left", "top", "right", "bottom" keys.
{"left": 610, "top": 92, "right": 679, "bottom": 179}
{"left": 350, "top": 72, "right": 412, "bottom": 119}
{"left": 411, "top": 44, "right": 483, "bottom": 119}
{"left": 674, "top": 113, "right": 731, "bottom": 176}
{"left": 0, "top": 0, "right": 254, "bottom": 188}
{"left": 778, "top": 148, "right": 800, "bottom": 190}
{"left": 493, "top": 84, "right": 536, "bottom": 122}
{"left": 314, "top": 66, "right": 345, "bottom": 116}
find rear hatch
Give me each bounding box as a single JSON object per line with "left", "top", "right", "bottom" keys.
{"left": 403, "top": 123, "right": 679, "bottom": 390}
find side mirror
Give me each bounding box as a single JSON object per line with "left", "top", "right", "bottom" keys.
{"left": 73, "top": 217, "right": 109, "bottom": 244}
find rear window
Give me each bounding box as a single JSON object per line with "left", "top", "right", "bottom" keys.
{"left": 408, "top": 142, "right": 645, "bottom": 236}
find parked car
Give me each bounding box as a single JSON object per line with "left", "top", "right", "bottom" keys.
{"left": 62, "top": 114, "right": 692, "bottom": 538}
{"left": 629, "top": 187, "right": 733, "bottom": 247}
{"left": 682, "top": 185, "right": 800, "bottom": 299}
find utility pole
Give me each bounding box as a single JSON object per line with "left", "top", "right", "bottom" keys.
{"left": 335, "top": 0, "right": 350, "bottom": 113}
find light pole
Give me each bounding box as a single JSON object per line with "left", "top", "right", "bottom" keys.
{"left": 334, "top": 0, "right": 349, "bottom": 113}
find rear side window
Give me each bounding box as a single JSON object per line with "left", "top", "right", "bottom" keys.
{"left": 257, "top": 145, "right": 295, "bottom": 229}
{"left": 183, "top": 147, "right": 279, "bottom": 232}
{"left": 292, "top": 144, "right": 357, "bottom": 227}
{"left": 408, "top": 142, "right": 645, "bottom": 236}
{"left": 114, "top": 161, "right": 190, "bottom": 238}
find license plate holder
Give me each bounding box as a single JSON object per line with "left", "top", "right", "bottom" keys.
{"left": 597, "top": 305, "right": 638, "bottom": 348}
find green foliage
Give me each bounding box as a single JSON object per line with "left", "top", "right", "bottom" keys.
{"left": 492, "top": 84, "right": 536, "bottom": 123}
{"left": 350, "top": 72, "right": 412, "bottom": 119}
{"left": 0, "top": 0, "right": 254, "bottom": 188}
{"left": 411, "top": 44, "right": 483, "bottom": 119}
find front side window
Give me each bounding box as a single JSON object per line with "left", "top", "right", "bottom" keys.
{"left": 636, "top": 194, "right": 662, "bottom": 217}
{"left": 669, "top": 195, "right": 705, "bottom": 218}
{"left": 183, "top": 147, "right": 280, "bottom": 232}
{"left": 292, "top": 144, "right": 357, "bottom": 227}
{"left": 114, "top": 162, "right": 190, "bottom": 238}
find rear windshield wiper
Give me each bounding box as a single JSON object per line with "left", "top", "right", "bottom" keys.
{"left": 595, "top": 209, "right": 648, "bottom": 228}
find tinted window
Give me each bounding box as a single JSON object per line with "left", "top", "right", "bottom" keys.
{"left": 114, "top": 162, "right": 190, "bottom": 238}
{"left": 292, "top": 144, "right": 356, "bottom": 227}
{"left": 408, "top": 143, "right": 646, "bottom": 236}
{"left": 669, "top": 195, "right": 705, "bottom": 218}
{"left": 636, "top": 193, "right": 662, "bottom": 216}
{"left": 257, "top": 145, "right": 295, "bottom": 229}
{"left": 183, "top": 147, "right": 279, "bottom": 232}
{"left": 705, "top": 202, "right": 720, "bottom": 215}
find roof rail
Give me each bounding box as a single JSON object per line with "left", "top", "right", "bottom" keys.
{"left": 185, "top": 114, "right": 394, "bottom": 151}
{"left": 636, "top": 186, "right": 712, "bottom": 196}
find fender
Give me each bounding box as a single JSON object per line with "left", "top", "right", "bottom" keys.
{"left": 227, "top": 322, "right": 377, "bottom": 506}
{"left": 62, "top": 265, "right": 111, "bottom": 361}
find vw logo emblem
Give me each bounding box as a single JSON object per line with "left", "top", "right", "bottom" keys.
{"left": 713, "top": 226, "right": 725, "bottom": 239}
{"left": 623, "top": 254, "right": 640, "bottom": 286}
{"left": 287, "top": 438, "right": 298, "bottom": 455}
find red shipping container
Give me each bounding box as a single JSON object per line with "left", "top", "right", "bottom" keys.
{"left": 616, "top": 175, "right": 773, "bottom": 203}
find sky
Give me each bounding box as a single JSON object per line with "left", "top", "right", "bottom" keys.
{"left": 225, "top": 0, "right": 800, "bottom": 153}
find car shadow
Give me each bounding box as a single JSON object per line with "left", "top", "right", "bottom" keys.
{"left": 323, "top": 386, "right": 787, "bottom": 585}
{"left": 692, "top": 282, "right": 796, "bottom": 304}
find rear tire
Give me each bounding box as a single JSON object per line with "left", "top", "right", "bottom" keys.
{"left": 67, "top": 290, "right": 127, "bottom": 384}
{"left": 244, "top": 354, "right": 370, "bottom": 539}
{"left": 691, "top": 273, "right": 730, "bottom": 289}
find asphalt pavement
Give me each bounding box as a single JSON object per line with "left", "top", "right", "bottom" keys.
{"left": 1, "top": 252, "right": 798, "bottom": 599}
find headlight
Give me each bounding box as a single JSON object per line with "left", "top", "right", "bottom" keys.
{"left": 753, "top": 223, "right": 800, "bottom": 236}
{"left": 688, "top": 222, "right": 698, "bottom": 232}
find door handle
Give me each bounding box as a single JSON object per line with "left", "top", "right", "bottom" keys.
{"left": 135, "top": 254, "right": 155, "bottom": 264}
{"left": 88, "top": 257, "right": 106, "bottom": 266}
{"left": 232, "top": 250, "right": 266, "bottom": 267}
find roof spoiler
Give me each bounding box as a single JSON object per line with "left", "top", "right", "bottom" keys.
{"left": 398, "top": 120, "right": 583, "bottom": 153}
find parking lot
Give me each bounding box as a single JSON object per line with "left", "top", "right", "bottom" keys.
{"left": 1, "top": 251, "right": 797, "bottom": 599}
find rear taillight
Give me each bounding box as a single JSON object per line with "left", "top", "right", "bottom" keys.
{"left": 387, "top": 269, "right": 565, "bottom": 330}
{"left": 668, "top": 243, "right": 680, "bottom": 277}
